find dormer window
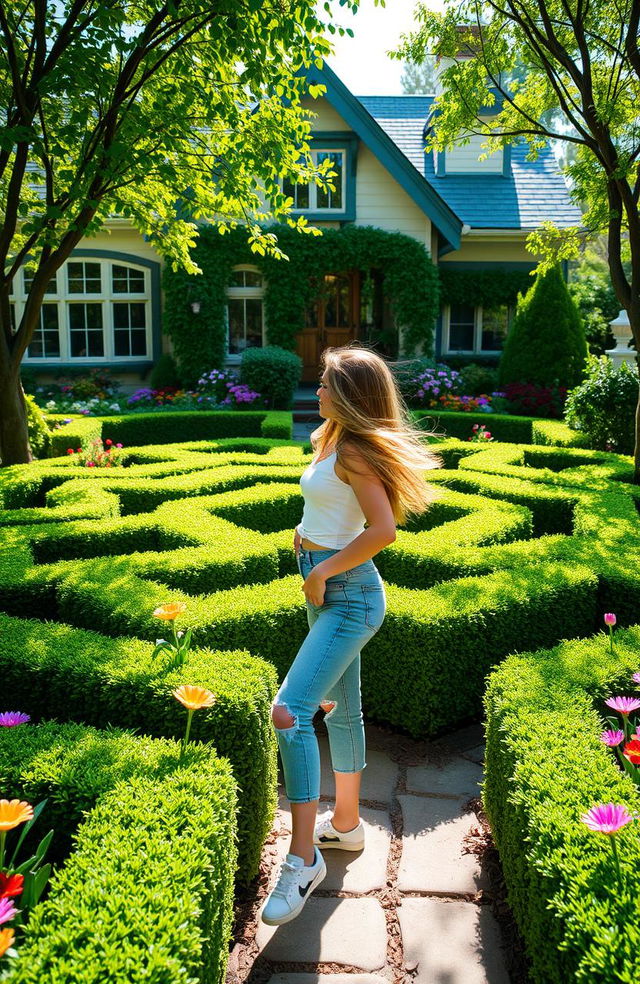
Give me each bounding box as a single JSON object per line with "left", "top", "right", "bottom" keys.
{"left": 283, "top": 149, "right": 345, "bottom": 212}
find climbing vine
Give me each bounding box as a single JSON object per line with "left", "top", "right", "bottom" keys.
{"left": 438, "top": 267, "right": 534, "bottom": 309}
{"left": 163, "top": 224, "right": 440, "bottom": 384}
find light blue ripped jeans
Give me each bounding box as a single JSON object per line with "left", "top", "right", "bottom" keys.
{"left": 274, "top": 547, "right": 386, "bottom": 804}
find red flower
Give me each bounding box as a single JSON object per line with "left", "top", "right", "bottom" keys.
{"left": 0, "top": 873, "right": 23, "bottom": 899}
{"left": 623, "top": 738, "right": 640, "bottom": 764}
{"left": 105, "top": 439, "right": 112, "bottom": 446}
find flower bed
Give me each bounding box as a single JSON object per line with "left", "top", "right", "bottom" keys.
{"left": 484, "top": 624, "right": 640, "bottom": 983}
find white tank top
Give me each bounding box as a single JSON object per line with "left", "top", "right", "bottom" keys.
{"left": 297, "top": 451, "right": 366, "bottom": 549}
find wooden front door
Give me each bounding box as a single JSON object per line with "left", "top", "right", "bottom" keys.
{"left": 297, "top": 272, "right": 360, "bottom": 382}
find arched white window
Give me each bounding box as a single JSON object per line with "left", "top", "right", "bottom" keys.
{"left": 226, "top": 266, "right": 265, "bottom": 358}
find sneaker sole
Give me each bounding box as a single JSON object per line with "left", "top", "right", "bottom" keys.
{"left": 260, "top": 860, "right": 327, "bottom": 926}
{"left": 315, "top": 837, "right": 364, "bottom": 851}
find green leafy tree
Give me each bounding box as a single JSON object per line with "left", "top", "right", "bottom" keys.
{"left": 0, "top": 1, "right": 355, "bottom": 465}
{"left": 401, "top": 57, "right": 438, "bottom": 94}
{"left": 499, "top": 265, "right": 587, "bottom": 388}
{"left": 396, "top": 1, "right": 640, "bottom": 480}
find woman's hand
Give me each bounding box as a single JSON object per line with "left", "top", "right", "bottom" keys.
{"left": 302, "top": 567, "right": 327, "bottom": 607}
{"left": 293, "top": 529, "right": 301, "bottom": 558}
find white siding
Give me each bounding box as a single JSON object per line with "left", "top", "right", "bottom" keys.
{"left": 440, "top": 238, "right": 532, "bottom": 263}
{"left": 355, "top": 144, "right": 431, "bottom": 245}
{"left": 305, "top": 97, "right": 351, "bottom": 131}
{"left": 446, "top": 133, "right": 503, "bottom": 173}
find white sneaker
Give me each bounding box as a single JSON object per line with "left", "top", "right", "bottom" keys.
{"left": 261, "top": 847, "right": 326, "bottom": 926}
{"left": 314, "top": 815, "right": 365, "bottom": 851}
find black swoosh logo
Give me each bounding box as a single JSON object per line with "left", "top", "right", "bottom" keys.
{"left": 319, "top": 835, "right": 340, "bottom": 842}
{"left": 299, "top": 879, "right": 313, "bottom": 897}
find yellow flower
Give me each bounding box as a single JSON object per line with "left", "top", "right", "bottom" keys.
{"left": 153, "top": 602, "right": 187, "bottom": 621}
{"left": 0, "top": 928, "right": 14, "bottom": 958}
{"left": 172, "top": 685, "right": 216, "bottom": 711}
{"left": 0, "top": 800, "right": 33, "bottom": 832}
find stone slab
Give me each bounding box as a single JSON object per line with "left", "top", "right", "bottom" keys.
{"left": 464, "top": 743, "right": 486, "bottom": 765}
{"left": 256, "top": 897, "right": 387, "bottom": 970}
{"left": 274, "top": 801, "right": 391, "bottom": 892}
{"left": 432, "top": 722, "right": 485, "bottom": 755}
{"left": 268, "top": 977, "right": 387, "bottom": 984}
{"left": 406, "top": 758, "right": 483, "bottom": 799}
{"left": 398, "top": 897, "right": 511, "bottom": 984}
{"left": 318, "top": 735, "right": 398, "bottom": 803}
{"left": 398, "top": 795, "right": 489, "bottom": 894}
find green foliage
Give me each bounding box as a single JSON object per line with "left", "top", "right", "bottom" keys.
{"left": 499, "top": 266, "right": 588, "bottom": 388}
{"left": 1, "top": 436, "right": 637, "bottom": 740}
{"left": 531, "top": 419, "right": 591, "bottom": 448}
{"left": 149, "top": 353, "right": 181, "bottom": 391}
{"left": 458, "top": 362, "right": 500, "bottom": 396}
{"left": 565, "top": 356, "right": 638, "bottom": 454}
{"left": 484, "top": 626, "right": 640, "bottom": 983}
{"left": 438, "top": 268, "right": 533, "bottom": 309}
{"left": 163, "top": 224, "right": 440, "bottom": 383}
{"left": 0, "top": 722, "right": 237, "bottom": 984}
{"left": 0, "top": 613, "right": 277, "bottom": 885}
{"left": 241, "top": 346, "right": 302, "bottom": 410}
{"left": 414, "top": 410, "right": 535, "bottom": 443}
{"left": 568, "top": 262, "right": 620, "bottom": 356}
{"left": 24, "top": 395, "right": 49, "bottom": 459}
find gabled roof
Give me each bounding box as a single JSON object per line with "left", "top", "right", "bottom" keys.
{"left": 305, "top": 63, "right": 462, "bottom": 250}
{"left": 357, "top": 94, "right": 582, "bottom": 230}
{"left": 305, "top": 64, "right": 581, "bottom": 239}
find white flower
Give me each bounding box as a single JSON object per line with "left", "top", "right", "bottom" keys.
{"left": 109, "top": 403, "right": 120, "bottom": 411}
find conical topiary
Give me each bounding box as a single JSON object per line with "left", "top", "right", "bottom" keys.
{"left": 498, "top": 265, "right": 588, "bottom": 388}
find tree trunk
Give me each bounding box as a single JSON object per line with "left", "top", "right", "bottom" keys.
{"left": 635, "top": 355, "right": 640, "bottom": 485}
{"left": 0, "top": 372, "right": 31, "bottom": 466}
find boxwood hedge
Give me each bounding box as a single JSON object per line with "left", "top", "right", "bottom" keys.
{"left": 484, "top": 625, "right": 640, "bottom": 983}
{"left": 0, "top": 722, "right": 237, "bottom": 984}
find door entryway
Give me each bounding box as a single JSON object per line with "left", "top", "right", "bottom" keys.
{"left": 297, "top": 271, "right": 361, "bottom": 382}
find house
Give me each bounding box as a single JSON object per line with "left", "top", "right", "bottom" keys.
{"left": 16, "top": 62, "right": 581, "bottom": 387}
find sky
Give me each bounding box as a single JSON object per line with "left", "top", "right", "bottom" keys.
{"left": 324, "top": 0, "right": 444, "bottom": 95}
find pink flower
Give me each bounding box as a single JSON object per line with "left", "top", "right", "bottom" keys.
{"left": 605, "top": 696, "right": 640, "bottom": 715}
{"left": 0, "top": 712, "right": 30, "bottom": 727}
{"left": 632, "top": 673, "right": 640, "bottom": 685}
{"left": 0, "top": 897, "right": 17, "bottom": 926}
{"left": 116, "top": 443, "right": 123, "bottom": 448}
{"left": 484, "top": 431, "right": 492, "bottom": 439}
{"left": 600, "top": 729, "right": 625, "bottom": 747}
{"left": 87, "top": 462, "right": 95, "bottom": 468}
{"left": 472, "top": 424, "right": 479, "bottom": 431}
{"left": 580, "top": 803, "right": 635, "bottom": 834}
{"left": 604, "top": 613, "right": 617, "bottom": 626}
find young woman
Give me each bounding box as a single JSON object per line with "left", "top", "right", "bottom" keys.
{"left": 261, "top": 345, "right": 440, "bottom": 926}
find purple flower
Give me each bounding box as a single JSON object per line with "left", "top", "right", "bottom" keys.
{"left": 0, "top": 898, "right": 17, "bottom": 926}
{"left": 580, "top": 803, "right": 635, "bottom": 834}
{"left": 604, "top": 613, "right": 617, "bottom": 627}
{"left": 600, "top": 729, "right": 625, "bottom": 747}
{"left": 605, "top": 696, "right": 640, "bottom": 715}
{"left": 633, "top": 673, "right": 640, "bottom": 685}
{"left": 0, "top": 712, "right": 30, "bottom": 727}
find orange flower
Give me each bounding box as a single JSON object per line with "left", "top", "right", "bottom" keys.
{"left": 0, "top": 928, "right": 14, "bottom": 958}
{"left": 623, "top": 738, "right": 640, "bottom": 764}
{"left": 153, "top": 602, "right": 187, "bottom": 621}
{"left": 172, "top": 685, "right": 216, "bottom": 711}
{"left": 0, "top": 800, "right": 33, "bottom": 832}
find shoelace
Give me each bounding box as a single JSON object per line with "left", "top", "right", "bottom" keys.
{"left": 271, "top": 860, "right": 300, "bottom": 899}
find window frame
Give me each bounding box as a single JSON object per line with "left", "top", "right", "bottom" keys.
{"left": 281, "top": 132, "right": 358, "bottom": 222}
{"left": 225, "top": 265, "right": 266, "bottom": 362}
{"left": 18, "top": 256, "right": 154, "bottom": 365}
{"left": 443, "top": 302, "right": 512, "bottom": 355}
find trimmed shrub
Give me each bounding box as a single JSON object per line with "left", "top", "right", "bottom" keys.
{"left": 502, "top": 381, "right": 567, "bottom": 419}
{"left": 531, "top": 419, "right": 590, "bottom": 448}
{"left": 565, "top": 355, "right": 638, "bottom": 454}
{"left": 149, "top": 352, "right": 181, "bottom": 390}
{"left": 0, "top": 613, "right": 277, "bottom": 884}
{"left": 414, "top": 410, "right": 535, "bottom": 443}
{"left": 25, "top": 394, "right": 50, "bottom": 459}
{"left": 458, "top": 362, "right": 500, "bottom": 397}
{"left": 0, "top": 722, "right": 236, "bottom": 984}
{"left": 499, "top": 265, "right": 588, "bottom": 389}
{"left": 240, "top": 345, "right": 302, "bottom": 410}
{"left": 484, "top": 626, "right": 640, "bottom": 983}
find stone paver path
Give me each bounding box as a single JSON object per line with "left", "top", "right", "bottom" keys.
{"left": 228, "top": 721, "right": 512, "bottom": 984}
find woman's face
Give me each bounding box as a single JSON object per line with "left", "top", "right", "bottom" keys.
{"left": 317, "top": 370, "right": 335, "bottom": 419}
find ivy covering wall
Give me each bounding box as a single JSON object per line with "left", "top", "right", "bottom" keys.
{"left": 163, "top": 224, "right": 440, "bottom": 385}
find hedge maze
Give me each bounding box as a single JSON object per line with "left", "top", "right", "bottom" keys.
{"left": 1, "top": 433, "right": 638, "bottom": 982}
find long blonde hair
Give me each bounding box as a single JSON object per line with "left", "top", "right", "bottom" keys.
{"left": 312, "top": 345, "right": 441, "bottom": 524}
